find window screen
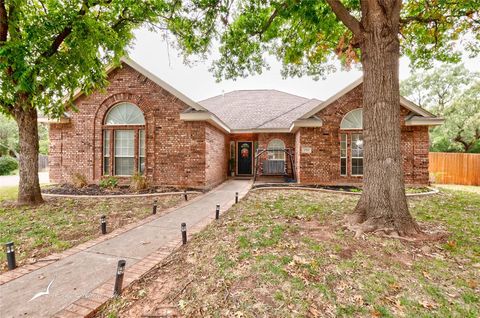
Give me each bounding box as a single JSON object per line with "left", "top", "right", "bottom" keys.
{"left": 114, "top": 130, "right": 135, "bottom": 175}
{"left": 340, "top": 134, "right": 347, "bottom": 176}
{"left": 351, "top": 133, "right": 363, "bottom": 176}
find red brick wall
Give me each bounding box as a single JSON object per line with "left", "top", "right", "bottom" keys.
{"left": 297, "top": 84, "right": 430, "bottom": 186}
{"left": 205, "top": 124, "right": 228, "bottom": 187}
{"left": 49, "top": 63, "right": 225, "bottom": 189}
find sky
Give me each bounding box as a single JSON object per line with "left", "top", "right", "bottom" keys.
{"left": 128, "top": 27, "right": 480, "bottom": 102}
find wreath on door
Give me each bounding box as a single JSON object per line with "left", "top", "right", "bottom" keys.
{"left": 241, "top": 143, "right": 250, "bottom": 158}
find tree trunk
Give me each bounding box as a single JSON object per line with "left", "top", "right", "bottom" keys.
{"left": 350, "top": 5, "right": 421, "bottom": 237}
{"left": 13, "top": 106, "right": 44, "bottom": 205}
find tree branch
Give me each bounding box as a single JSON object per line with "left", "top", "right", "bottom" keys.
{"left": 40, "top": 0, "right": 113, "bottom": 60}
{"left": 324, "top": 0, "right": 361, "bottom": 37}
{"left": 0, "top": 0, "right": 8, "bottom": 43}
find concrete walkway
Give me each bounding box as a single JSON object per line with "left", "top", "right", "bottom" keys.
{"left": 0, "top": 171, "right": 49, "bottom": 187}
{"left": 0, "top": 180, "right": 251, "bottom": 317}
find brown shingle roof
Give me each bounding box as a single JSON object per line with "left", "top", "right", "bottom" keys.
{"left": 198, "top": 90, "right": 321, "bottom": 130}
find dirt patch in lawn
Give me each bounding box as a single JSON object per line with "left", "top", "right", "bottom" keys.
{"left": 97, "top": 189, "right": 480, "bottom": 318}
{"left": 42, "top": 184, "right": 202, "bottom": 196}
{"left": 0, "top": 193, "right": 198, "bottom": 272}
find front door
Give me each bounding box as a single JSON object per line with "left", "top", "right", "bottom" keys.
{"left": 237, "top": 141, "right": 253, "bottom": 175}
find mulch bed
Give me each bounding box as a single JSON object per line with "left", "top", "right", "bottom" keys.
{"left": 253, "top": 183, "right": 362, "bottom": 192}
{"left": 42, "top": 184, "right": 203, "bottom": 196}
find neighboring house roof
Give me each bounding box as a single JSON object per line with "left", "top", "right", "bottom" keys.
{"left": 198, "top": 90, "right": 321, "bottom": 131}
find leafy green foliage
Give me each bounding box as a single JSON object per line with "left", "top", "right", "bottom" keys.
{"left": 0, "top": 0, "right": 171, "bottom": 118}
{"left": 0, "top": 113, "right": 49, "bottom": 155}
{"left": 99, "top": 176, "right": 118, "bottom": 189}
{"left": 0, "top": 113, "right": 18, "bottom": 156}
{"left": 167, "top": 0, "right": 480, "bottom": 80}
{"left": 0, "top": 155, "right": 18, "bottom": 175}
{"left": 401, "top": 65, "right": 480, "bottom": 152}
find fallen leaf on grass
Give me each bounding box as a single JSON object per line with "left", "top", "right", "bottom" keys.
{"left": 420, "top": 300, "right": 438, "bottom": 309}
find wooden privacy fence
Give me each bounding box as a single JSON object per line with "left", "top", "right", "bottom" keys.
{"left": 38, "top": 154, "right": 48, "bottom": 171}
{"left": 429, "top": 152, "right": 480, "bottom": 186}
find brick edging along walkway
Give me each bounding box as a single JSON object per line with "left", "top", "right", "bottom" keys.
{"left": 54, "top": 193, "right": 240, "bottom": 318}
{"left": 0, "top": 191, "right": 206, "bottom": 286}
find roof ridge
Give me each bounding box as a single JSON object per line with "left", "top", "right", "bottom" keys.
{"left": 255, "top": 98, "right": 321, "bottom": 129}
{"left": 198, "top": 89, "right": 311, "bottom": 103}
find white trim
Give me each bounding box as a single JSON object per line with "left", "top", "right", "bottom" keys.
{"left": 37, "top": 117, "right": 71, "bottom": 124}
{"left": 340, "top": 108, "right": 363, "bottom": 129}
{"left": 400, "top": 96, "right": 435, "bottom": 118}
{"left": 179, "top": 111, "right": 231, "bottom": 133}
{"left": 66, "top": 57, "right": 207, "bottom": 112}
{"left": 405, "top": 116, "right": 444, "bottom": 126}
{"left": 120, "top": 57, "right": 207, "bottom": 112}
{"left": 231, "top": 128, "right": 291, "bottom": 133}
{"left": 299, "top": 77, "right": 438, "bottom": 120}
{"left": 300, "top": 78, "right": 363, "bottom": 119}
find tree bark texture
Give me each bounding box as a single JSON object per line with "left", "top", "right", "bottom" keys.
{"left": 13, "top": 106, "right": 44, "bottom": 205}
{"left": 350, "top": 1, "right": 421, "bottom": 236}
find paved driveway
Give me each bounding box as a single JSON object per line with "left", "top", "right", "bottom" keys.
{"left": 0, "top": 172, "right": 50, "bottom": 187}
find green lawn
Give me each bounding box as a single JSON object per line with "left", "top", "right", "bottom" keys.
{"left": 99, "top": 187, "right": 480, "bottom": 318}
{"left": 0, "top": 191, "right": 195, "bottom": 272}
{"left": 0, "top": 186, "right": 18, "bottom": 201}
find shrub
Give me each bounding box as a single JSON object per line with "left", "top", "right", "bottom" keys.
{"left": 130, "top": 173, "right": 148, "bottom": 191}
{"left": 71, "top": 172, "right": 88, "bottom": 188}
{"left": 100, "top": 176, "right": 118, "bottom": 189}
{"left": 0, "top": 156, "right": 18, "bottom": 176}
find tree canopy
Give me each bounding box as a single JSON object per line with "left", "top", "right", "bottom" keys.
{"left": 0, "top": 0, "right": 171, "bottom": 118}
{"left": 401, "top": 64, "right": 480, "bottom": 153}
{"left": 167, "top": 0, "right": 480, "bottom": 80}
{"left": 0, "top": 0, "right": 172, "bottom": 204}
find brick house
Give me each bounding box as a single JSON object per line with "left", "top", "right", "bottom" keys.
{"left": 45, "top": 58, "right": 443, "bottom": 189}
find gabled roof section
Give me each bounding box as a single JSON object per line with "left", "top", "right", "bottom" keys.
{"left": 68, "top": 57, "right": 207, "bottom": 112}
{"left": 299, "top": 77, "right": 437, "bottom": 119}
{"left": 198, "top": 90, "right": 321, "bottom": 130}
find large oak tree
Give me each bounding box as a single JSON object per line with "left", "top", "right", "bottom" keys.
{"left": 167, "top": 0, "right": 479, "bottom": 237}
{"left": 0, "top": 0, "right": 170, "bottom": 204}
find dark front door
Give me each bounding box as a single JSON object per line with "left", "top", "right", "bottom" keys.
{"left": 237, "top": 141, "right": 253, "bottom": 175}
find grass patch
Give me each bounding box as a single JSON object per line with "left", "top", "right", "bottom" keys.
{"left": 97, "top": 188, "right": 480, "bottom": 318}
{"left": 0, "top": 186, "right": 18, "bottom": 201}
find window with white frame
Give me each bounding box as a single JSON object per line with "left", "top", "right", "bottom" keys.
{"left": 340, "top": 134, "right": 347, "bottom": 176}
{"left": 103, "top": 103, "right": 145, "bottom": 176}
{"left": 267, "top": 139, "right": 285, "bottom": 160}
{"left": 340, "top": 108, "right": 363, "bottom": 129}
{"left": 351, "top": 133, "right": 364, "bottom": 176}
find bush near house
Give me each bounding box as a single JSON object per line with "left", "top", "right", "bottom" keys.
{"left": 0, "top": 156, "right": 18, "bottom": 175}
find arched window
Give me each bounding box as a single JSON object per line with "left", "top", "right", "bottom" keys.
{"left": 103, "top": 103, "right": 145, "bottom": 176}
{"left": 339, "top": 108, "right": 363, "bottom": 176}
{"left": 340, "top": 108, "right": 362, "bottom": 129}
{"left": 267, "top": 139, "right": 285, "bottom": 161}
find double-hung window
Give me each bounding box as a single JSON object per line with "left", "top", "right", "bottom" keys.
{"left": 351, "top": 134, "right": 363, "bottom": 176}
{"left": 340, "top": 108, "right": 364, "bottom": 177}
{"left": 103, "top": 103, "right": 145, "bottom": 176}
